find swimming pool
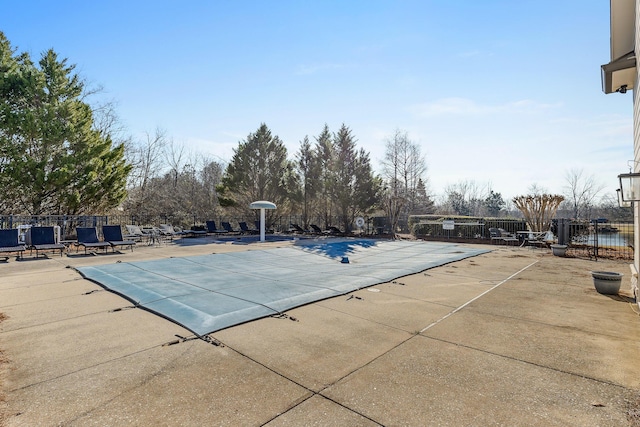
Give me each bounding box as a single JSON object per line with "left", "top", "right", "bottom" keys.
{"left": 76, "top": 239, "right": 489, "bottom": 336}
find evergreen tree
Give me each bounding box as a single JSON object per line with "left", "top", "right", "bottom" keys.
{"left": 314, "top": 124, "right": 334, "bottom": 228}
{"left": 412, "top": 178, "right": 435, "bottom": 214}
{"left": 331, "top": 124, "right": 382, "bottom": 231}
{"left": 0, "top": 32, "right": 130, "bottom": 215}
{"left": 295, "top": 135, "right": 319, "bottom": 227}
{"left": 218, "top": 123, "right": 296, "bottom": 220}
{"left": 484, "top": 190, "right": 505, "bottom": 217}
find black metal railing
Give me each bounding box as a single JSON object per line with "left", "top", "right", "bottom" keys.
{"left": 565, "top": 220, "right": 633, "bottom": 261}
{"left": 0, "top": 214, "right": 633, "bottom": 260}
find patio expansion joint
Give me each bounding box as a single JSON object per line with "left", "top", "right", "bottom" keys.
{"left": 441, "top": 305, "right": 639, "bottom": 343}
{"left": 420, "top": 334, "right": 635, "bottom": 392}
{"left": 312, "top": 301, "right": 419, "bottom": 335}
{"left": 313, "top": 296, "right": 457, "bottom": 334}
{"left": 0, "top": 308, "right": 128, "bottom": 335}
{"left": 419, "top": 260, "right": 540, "bottom": 334}
{"left": 7, "top": 339, "right": 178, "bottom": 394}
{"left": 59, "top": 341, "right": 198, "bottom": 425}
{"left": 213, "top": 338, "right": 386, "bottom": 427}
{"left": 0, "top": 289, "right": 99, "bottom": 311}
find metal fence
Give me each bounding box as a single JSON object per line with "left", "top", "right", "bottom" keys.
{"left": 411, "top": 218, "right": 528, "bottom": 242}
{"left": 0, "top": 214, "right": 633, "bottom": 261}
{"left": 563, "top": 220, "right": 634, "bottom": 261}
{"left": 412, "top": 216, "right": 634, "bottom": 261}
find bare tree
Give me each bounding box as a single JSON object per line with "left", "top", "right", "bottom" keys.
{"left": 442, "top": 180, "right": 488, "bottom": 216}
{"left": 527, "top": 183, "right": 548, "bottom": 196}
{"left": 123, "top": 128, "right": 168, "bottom": 215}
{"left": 380, "top": 129, "right": 430, "bottom": 233}
{"left": 91, "top": 98, "right": 129, "bottom": 146}
{"left": 563, "top": 168, "right": 605, "bottom": 219}
{"left": 199, "top": 156, "right": 224, "bottom": 217}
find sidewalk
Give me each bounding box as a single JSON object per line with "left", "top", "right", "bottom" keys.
{"left": 0, "top": 240, "right": 639, "bottom": 426}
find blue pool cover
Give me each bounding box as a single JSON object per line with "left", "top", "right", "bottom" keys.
{"left": 76, "top": 239, "right": 489, "bottom": 336}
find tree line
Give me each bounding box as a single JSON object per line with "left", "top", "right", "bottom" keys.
{"left": 0, "top": 32, "right": 436, "bottom": 232}
{"left": 1, "top": 32, "right": 626, "bottom": 233}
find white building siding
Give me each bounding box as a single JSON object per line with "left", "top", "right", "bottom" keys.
{"left": 632, "top": 0, "right": 640, "bottom": 301}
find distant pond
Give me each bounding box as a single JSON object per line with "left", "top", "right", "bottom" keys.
{"left": 573, "top": 232, "right": 630, "bottom": 248}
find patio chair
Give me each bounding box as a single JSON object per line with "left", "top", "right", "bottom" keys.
{"left": 76, "top": 227, "right": 111, "bottom": 254}
{"left": 205, "top": 220, "right": 226, "bottom": 235}
{"left": 125, "top": 225, "right": 147, "bottom": 242}
{"left": 489, "top": 228, "right": 503, "bottom": 244}
{"left": 102, "top": 225, "right": 136, "bottom": 252}
{"left": 325, "top": 226, "right": 344, "bottom": 236}
{"left": 499, "top": 228, "right": 519, "bottom": 245}
{"left": 28, "top": 226, "right": 65, "bottom": 257}
{"left": 489, "top": 228, "right": 518, "bottom": 245}
{"left": 184, "top": 225, "right": 208, "bottom": 237}
{"left": 239, "top": 221, "right": 259, "bottom": 234}
{"left": 0, "top": 229, "right": 26, "bottom": 260}
{"left": 310, "top": 224, "right": 323, "bottom": 234}
{"left": 288, "top": 223, "right": 307, "bottom": 234}
{"left": 254, "top": 220, "right": 275, "bottom": 234}
{"left": 222, "top": 221, "right": 240, "bottom": 234}
{"left": 159, "top": 224, "right": 186, "bottom": 240}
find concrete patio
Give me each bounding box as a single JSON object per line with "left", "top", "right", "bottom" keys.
{"left": 0, "top": 238, "right": 638, "bottom": 426}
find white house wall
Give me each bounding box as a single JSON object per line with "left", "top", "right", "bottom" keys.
{"left": 632, "top": 0, "right": 640, "bottom": 303}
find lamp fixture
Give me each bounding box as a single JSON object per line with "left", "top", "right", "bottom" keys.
{"left": 617, "top": 188, "right": 632, "bottom": 208}
{"left": 618, "top": 172, "right": 640, "bottom": 201}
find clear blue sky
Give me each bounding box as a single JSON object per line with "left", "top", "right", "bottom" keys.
{"left": 1, "top": 0, "right": 632, "bottom": 202}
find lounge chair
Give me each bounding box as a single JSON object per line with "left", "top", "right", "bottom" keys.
{"left": 255, "top": 220, "right": 274, "bottom": 234}
{"left": 206, "top": 220, "right": 226, "bottom": 235}
{"left": 184, "top": 225, "right": 208, "bottom": 237}
{"left": 325, "top": 226, "right": 344, "bottom": 236}
{"left": 76, "top": 227, "right": 111, "bottom": 254}
{"left": 28, "top": 226, "right": 65, "bottom": 257}
{"left": 289, "top": 223, "right": 310, "bottom": 234}
{"left": 159, "top": 224, "right": 186, "bottom": 240}
{"left": 239, "top": 221, "right": 259, "bottom": 234}
{"left": 0, "top": 229, "right": 26, "bottom": 260}
{"left": 102, "top": 225, "right": 136, "bottom": 252}
{"left": 125, "top": 225, "right": 146, "bottom": 242}
{"left": 222, "top": 221, "right": 240, "bottom": 234}
{"left": 310, "top": 224, "right": 323, "bottom": 234}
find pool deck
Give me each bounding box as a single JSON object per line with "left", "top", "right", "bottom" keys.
{"left": 0, "top": 238, "right": 639, "bottom": 426}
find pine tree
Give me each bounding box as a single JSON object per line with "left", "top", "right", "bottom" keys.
{"left": 331, "top": 124, "right": 382, "bottom": 231}
{"left": 218, "top": 123, "right": 296, "bottom": 220}
{"left": 314, "top": 124, "right": 334, "bottom": 228}
{"left": 295, "top": 135, "right": 319, "bottom": 228}
{"left": 0, "top": 32, "right": 131, "bottom": 215}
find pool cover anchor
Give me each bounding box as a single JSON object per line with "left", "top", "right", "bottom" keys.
{"left": 109, "top": 305, "right": 136, "bottom": 313}
{"left": 270, "top": 313, "right": 299, "bottom": 322}
{"left": 162, "top": 334, "right": 224, "bottom": 347}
